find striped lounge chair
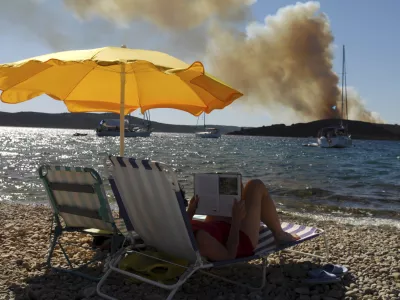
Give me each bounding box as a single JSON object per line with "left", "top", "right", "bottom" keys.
{"left": 38, "top": 164, "right": 137, "bottom": 281}
{"left": 97, "top": 156, "right": 328, "bottom": 300}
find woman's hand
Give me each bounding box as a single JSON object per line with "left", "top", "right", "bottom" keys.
{"left": 232, "top": 198, "right": 246, "bottom": 224}
{"left": 187, "top": 195, "right": 199, "bottom": 219}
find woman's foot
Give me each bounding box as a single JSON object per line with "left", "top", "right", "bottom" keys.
{"left": 275, "top": 231, "right": 300, "bottom": 245}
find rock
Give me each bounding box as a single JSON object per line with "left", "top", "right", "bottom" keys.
{"left": 345, "top": 290, "right": 357, "bottom": 297}
{"left": 362, "top": 287, "right": 374, "bottom": 295}
{"left": 77, "top": 286, "right": 96, "bottom": 299}
{"left": 326, "top": 289, "right": 343, "bottom": 299}
{"left": 26, "top": 288, "right": 40, "bottom": 300}
{"left": 310, "top": 295, "right": 321, "bottom": 300}
{"left": 295, "top": 287, "right": 310, "bottom": 295}
{"left": 379, "top": 267, "right": 389, "bottom": 273}
{"left": 299, "top": 295, "right": 311, "bottom": 300}
{"left": 392, "top": 272, "right": 400, "bottom": 281}
{"left": 268, "top": 271, "right": 285, "bottom": 285}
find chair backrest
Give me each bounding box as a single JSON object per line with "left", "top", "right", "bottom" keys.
{"left": 38, "top": 165, "right": 114, "bottom": 232}
{"left": 108, "top": 156, "right": 198, "bottom": 263}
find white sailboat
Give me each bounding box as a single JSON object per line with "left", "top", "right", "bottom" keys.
{"left": 317, "top": 45, "right": 352, "bottom": 148}
{"left": 195, "top": 113, "right": 221, "bottom": 138}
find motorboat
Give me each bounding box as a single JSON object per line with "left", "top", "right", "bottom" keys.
{"left": 73, "top": 132, "right": 88, "bottom": 137}
{"left": 96, "top": 118, "right": 152, "bottom": 137}
{"left": 195, "top": 128, "right": 221, "bottom": 138}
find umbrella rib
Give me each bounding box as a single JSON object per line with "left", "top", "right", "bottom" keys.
{"left": 0, "top": 66, "right": 52, "bottom": 94}
{"left": 90, "top": 47, "right": 106, "bottom": 61}
{"left": 62, "top": 65, "right": 97, "bottom": 101}
{"left": 131, "top": 67, "right": 142, "bottom": 112}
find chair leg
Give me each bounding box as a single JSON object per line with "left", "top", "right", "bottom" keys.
{"left": 47, "top": 226, "right": 111, "bottom": 281}
{"left": 283, "top": 233, "right": 330, "bottom": 261}
{"left": 46, "top": 223, "right": 62, "bottom": 269}
{"left": 97, "top": 251, "right": 198, "bottom": 300}
{"left": 97, "top": 266, "right": 117, "bottom": 300}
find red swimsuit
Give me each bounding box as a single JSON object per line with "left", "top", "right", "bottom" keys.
{"left": 190, "top": 220, "right": 254, "bottom": 258}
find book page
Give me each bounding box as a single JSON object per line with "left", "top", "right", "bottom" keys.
{"left": 194, "top": 174, "right": 219, "bottom": 216}
{"left": 218, "top": 175, "right": 242, "bottom": 217}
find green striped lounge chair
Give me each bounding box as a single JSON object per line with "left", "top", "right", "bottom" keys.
{"left": 97, "top": 156, "right": 329, "bottom": 300}
{"left": 38, "top": 164, "right": 137, "bottom": 281}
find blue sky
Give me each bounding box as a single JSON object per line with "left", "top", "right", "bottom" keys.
{"left": 0, "top": 0, "right": 399, "bottom": 126}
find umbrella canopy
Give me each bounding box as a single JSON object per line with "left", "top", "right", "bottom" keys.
{"left": 0, "top": 46, "right": 243, "bottom": 154}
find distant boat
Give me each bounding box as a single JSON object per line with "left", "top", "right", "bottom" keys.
{"left": 96, "top": 111, "right": 153, "bottom": 137}
{"left": 317, "top": 126, "right": 352, "bottom": 148}
{"left": 195, "top": 127, "right": 221, "bottom": 138}
{"left": 317, "top": 45, "right": 352, "bottom": 148}
{"left": 195, "top": 113, "right": 221, "bottom": 138}
{"left": 73, "top": 132, "right": 87, "bottom": 137}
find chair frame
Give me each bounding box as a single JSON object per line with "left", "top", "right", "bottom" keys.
{"left": 96, "top": 157, "right": 330, "bottom": 299}
{"left": 39, "top": 164, "right": 121, "bottom": 281}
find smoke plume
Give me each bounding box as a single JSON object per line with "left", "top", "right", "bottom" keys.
{"left": 1, "top": 0, "right": 382, "bottom": 123}
{"left": 63, "top": 0, "right": 255, "bottom": 29}
{"left": 205, "top": 2, "right": 382, "bottom": 123}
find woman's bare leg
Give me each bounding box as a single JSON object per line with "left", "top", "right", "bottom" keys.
{"left": 240, "top": 179, "right": 299, "bottom": 247}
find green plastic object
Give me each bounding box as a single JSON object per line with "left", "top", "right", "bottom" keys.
{"left": 119, "top": 250, "right": 188, "bottom": 284}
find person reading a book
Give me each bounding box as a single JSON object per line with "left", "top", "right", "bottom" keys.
{"left": 187, "top": 179, "right": 299, "bottom": 261}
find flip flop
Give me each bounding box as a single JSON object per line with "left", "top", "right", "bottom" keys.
{"left": 303, "top": 269, "right": 341, "bottom": 285}
{"left": 322, "top": 264, "right": 348, "bottom": 276}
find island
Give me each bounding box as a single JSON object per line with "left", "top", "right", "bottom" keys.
{"left": 0, "top": 112, "right": 239, "bottom": 134}
{"left": 227, "top": 119, "right": 400, "bottom": 141}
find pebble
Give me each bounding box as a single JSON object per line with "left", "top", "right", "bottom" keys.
{"left": 392, "top": 272, "right": 400, "bottom": 281}
{"left": 0, "top": 202, "right": 399, "bottom": 300}
{"left": 295, "top": 287, "right": 310, "bottom": 295}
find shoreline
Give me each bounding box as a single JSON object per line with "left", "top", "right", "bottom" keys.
{"left": 1, "top": 202, "right": 399, "bottom": 300}
{"left": 3, "top": 198, "right": 400, "bottom": 230}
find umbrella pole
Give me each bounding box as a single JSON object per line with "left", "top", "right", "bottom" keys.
{"left": 120, "top": 63, "right": 126, "bottom": 156}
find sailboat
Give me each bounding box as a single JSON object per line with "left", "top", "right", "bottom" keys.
{"left": 195, "top": 113, "right": 221, "bottom": 138}
{"left": 317, "top": 45, "right": 352, "bottom": 148}
{"left": 96, "top": 111, "right": 153, "bottom": 137}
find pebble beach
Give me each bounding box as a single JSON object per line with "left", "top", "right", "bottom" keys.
{"left": 0, "top": 202, "right": 399, "bottom": 300}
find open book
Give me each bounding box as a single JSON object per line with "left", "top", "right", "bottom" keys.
{"left": 194, "top": 173, "right": 242, "bottom": 217}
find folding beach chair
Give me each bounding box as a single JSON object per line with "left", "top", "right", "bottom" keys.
{"left": 38, "top": 164, "right": 136, "bottom": 281}
{"left": 97, "top": 156, "right": 329, "bottom": 300}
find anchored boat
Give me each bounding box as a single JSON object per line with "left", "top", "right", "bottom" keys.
{"left": 195, "top": 113, "right": 221, "bottom": 138}
{"left": 317, "top": 45, "right": 352, "bottom": 148}
{"left": 96, "top": 112, "right": 153, "bottom": 137}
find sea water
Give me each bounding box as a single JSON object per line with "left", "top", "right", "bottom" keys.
{"left": 1, "top": 127, "right": 399, "bottom": 228}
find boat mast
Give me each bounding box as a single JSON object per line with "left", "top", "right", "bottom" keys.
{"left": 341, "top": 45, "right": 345, "bottom": 126}
{"left": 344, "top": 46, "right": 348, "bottom": 121}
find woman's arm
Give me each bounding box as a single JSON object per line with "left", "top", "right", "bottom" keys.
{"left": 187, "top": 195, "right": 199, "bottom": 220}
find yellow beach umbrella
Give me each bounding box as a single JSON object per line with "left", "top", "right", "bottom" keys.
{"left": 0, "top": 46, "right": 243, "bottom": 155}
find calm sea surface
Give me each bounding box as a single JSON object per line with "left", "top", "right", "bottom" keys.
{"left": 1, "top": 127, "right": 399, "bottom": 228}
